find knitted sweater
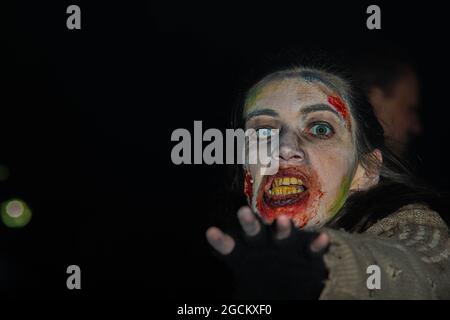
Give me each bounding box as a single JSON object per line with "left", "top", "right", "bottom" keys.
{"left": 320, "top": 203, "right": 450, "bottom": 299}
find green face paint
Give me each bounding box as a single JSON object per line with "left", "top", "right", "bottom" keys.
{"left": 243, "top": 84, "right": 265, "bottom": 116}
{"left": 327, "top": 174, "right": 353, "bottom": 217}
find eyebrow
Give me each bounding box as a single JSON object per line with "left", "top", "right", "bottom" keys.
{"left": 244, "top": 104, "right": 345, "bottom": 123}
{"left": 300, "top": 103, "right": 342, "bottom": 120}
{"left": 245, "top": 108, "right": 280, "bottom": 121}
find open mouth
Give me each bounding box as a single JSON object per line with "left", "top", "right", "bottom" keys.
{"left": 263, "top": 173, "right": 309, "bottom": 207}
{"left": 255, "top": 166, "right": 320, "bottom": 227}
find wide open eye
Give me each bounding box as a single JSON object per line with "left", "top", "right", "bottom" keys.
{"left": 308, "top": 122, "right": 334, "bottom": 138}
{"left": 256, "top": 127, "right": 276, "bottom": 138}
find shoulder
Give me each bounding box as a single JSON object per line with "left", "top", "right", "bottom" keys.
{"left": 365, "top": 203, "right": 448, "bottom": 236}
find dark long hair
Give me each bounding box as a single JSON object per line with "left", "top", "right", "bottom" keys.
{"left": 226, "top": 63, "right": 449, "bottom": 232}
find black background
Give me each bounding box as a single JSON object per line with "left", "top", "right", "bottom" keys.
{"left": 3, "top": 1, "right": 450, "bottom": 298}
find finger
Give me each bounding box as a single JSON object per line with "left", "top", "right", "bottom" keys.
{"left": 237, "top": 206, "right": 261, "bottom": 237}
{"left": 310, "top": 232, "right": 330, "bottom": 253}
{"left": 274, "top": 215, "right": 292, "bottom": 240}
{"left": 206, "top": 227, "right": 236, "bottom": 255}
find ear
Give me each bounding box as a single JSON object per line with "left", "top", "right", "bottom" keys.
{"left": 349, "top": 149, "right": 382, "bottom": 192}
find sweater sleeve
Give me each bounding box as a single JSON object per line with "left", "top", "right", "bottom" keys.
{"left": 319, "top": 204, "right": 450, "bottom": 299}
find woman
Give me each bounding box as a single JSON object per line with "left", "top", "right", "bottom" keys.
{"left": 206, "top": 66, "right": 450, "bottom": 299}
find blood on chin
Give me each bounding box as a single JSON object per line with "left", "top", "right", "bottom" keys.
{"left": 256, "top": 191, "right": 312, "bottom": 228}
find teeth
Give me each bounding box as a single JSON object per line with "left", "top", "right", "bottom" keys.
{"left": 270, "top": 185, "right": 303, "bottom": 196}
{"left": 271, "top": 177, "right": 304, "bottom": 189}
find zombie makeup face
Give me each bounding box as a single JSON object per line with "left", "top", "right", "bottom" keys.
{"left": 243, "top": 76, "right": 367, "bottom": 229}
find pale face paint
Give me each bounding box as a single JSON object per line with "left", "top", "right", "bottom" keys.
{"left": 243, "top": 78, "right": 359, "bottom": 229}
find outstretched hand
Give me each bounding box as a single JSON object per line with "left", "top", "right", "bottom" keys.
{"left": 206, "top": 206, "right": 330, "bottom": 299}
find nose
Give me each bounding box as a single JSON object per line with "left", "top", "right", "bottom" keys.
{"left": 278, "top": 130, "right": 306, "bottom": 165}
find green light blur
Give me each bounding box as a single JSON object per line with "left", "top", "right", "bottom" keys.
{"left": 1, "top": 199, "right": 32, "bottom": 228}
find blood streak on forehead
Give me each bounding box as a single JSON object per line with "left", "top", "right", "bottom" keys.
{"left": 328, "top": 95, "right": 351, "bottom": 128}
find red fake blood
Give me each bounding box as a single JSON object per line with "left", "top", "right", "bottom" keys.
{"left": 244, "top": 171, "right": 253, "bottom": 202}
{"left": 328, "top": 95, "right": 351, "bottom": 128}
{"left": 255, "top": 167, "right": 322, "bottom": 228}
